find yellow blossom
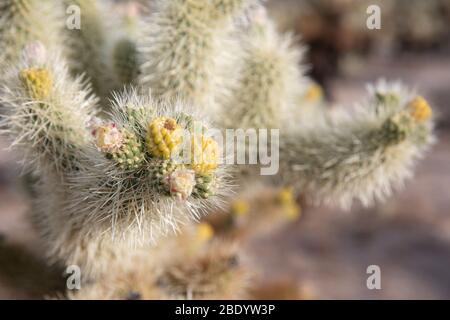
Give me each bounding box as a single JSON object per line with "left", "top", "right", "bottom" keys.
{"left": 277, "top": 187, "right": 294, "bottom": 205}
{"left": 18, "top": 68, "right": 52, "bottom": 100}
{"left": 146, "top": 117, "right": 183, "bottom": 159}
{"left": 196, "top": 222, "right": 214, "bottom": 243}
{"left": 284, "top": 203, "right": 301, "bottom": 221}
{"left": 304, "top": 83, "right": 323, "bottom": 102}
{"left": 94, "top": 123, "right": 123, "bottom": 153}
{"left": 231, "top": 200, "right": 250, "bottom": 216}
{"left": 190, "top": 135, "right": 219, "bottom": 174}
{"left": 408, "top": 96, "right": 432, "bottom": 122}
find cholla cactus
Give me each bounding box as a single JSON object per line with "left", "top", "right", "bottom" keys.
{"left": 37, "top": 91, "right": 229, "bottom": 276}
{"left": 0, "top": 45, "right": 97, "bottom": 176}
{"left": 71, "top": 224, "right": 248, "bottom": 300}
{"left": 279, "top": 81, "right": 434, "bottom": 208}
{"left": 0, "top": 0, "right": 436, "bottom": 300}
{"left": 111, "top": 2, "right": 145, "bottom": 86}
{"left": 1, "top": 38, "right": 230, "bottom": 277}
{"left": 66, "top": 92, "right": 229, "bottom": 243}
{"left": 112, "top": 37, "right": 140, "bottom": 86}
{"left": 225, "top": 7, "right": 305, "bottom": 129}
{"left": 0, "top": 0, "right": 64, "bottom": 68}
{"left": 206, "top": 185, "right": 301, "bottom": 240}
{"left": 64, "top": 0, "right": 118, "bottom": 101}
{"left": 139, "top": 0, "right": 250, "bottom": 111}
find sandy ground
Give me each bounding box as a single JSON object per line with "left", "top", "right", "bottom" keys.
{"left": 0, "top": 54, "right": 449, "bottom": 299}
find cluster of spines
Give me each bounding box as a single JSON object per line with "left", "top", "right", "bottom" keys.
{"left": 225, "top": 7, "right": 304, "bottom": 129}
{"left": 0, "top": 0, "right": 64, "bottom": 68}
{"left": 113, "top": 38, "right": 140, "bottom": 86}
{"left": 64, "top": 0, "right": 118, "bottom": 101}
{"left": 279, "top": 84, "right": 434, "bottom": 208}
{"left": 0, "top": 0, "right": 438, "bottom": 300}
{"left": 139, "top": 0, "right": 248, "bottom": 111}
{"left": 91, "top": 102, "right": 221, "bottom": 203}
{"left": 0, "top": 43, "right": 97, "bottom": 177}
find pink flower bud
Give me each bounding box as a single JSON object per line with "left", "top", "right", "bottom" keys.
{"left": 22, "top": 41, "right": 47, "bottom": 65}
{"left": 250, "top": 6, "right": 268, "bottom": 25}
{"left": 94, "top": 123, "right": 124, "bottom": 153}
{"left": 165, "top": 168, "right": 196, "bottom": 200}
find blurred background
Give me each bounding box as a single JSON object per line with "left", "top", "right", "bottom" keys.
{"left": 1, "top": 0, "right": 450, "bottom": 299}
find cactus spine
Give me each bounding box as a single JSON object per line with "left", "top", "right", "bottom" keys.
{"left": 0, "top": 0, "right": 64, "bottom": 68}
{"left": 226, "top": 8, "right": 305, "bottom": 129}
{"left": 139, "top": 0, "right": 248, "bottom": 111}
{"left": 0, "top": 0, "right": 437, "bottom": 299}
{"left": 64, "top": 0, "right": 118, "bottom": 101}
{"left": 280, "top": 82, "right": 434, "bottom": 208}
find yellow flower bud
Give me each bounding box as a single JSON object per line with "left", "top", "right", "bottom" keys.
{"left": 18, "top": 68, "right": 52, "bottom": 100}
{"left": 196, "top": 222, "right": 214, "bottom": 243}
{"left": 231, "top": 200, "right": 250, "bottom": 216}
{"left": 146, "top": 117, "right": 183, "bottom": 159}
{"left": 284, "top": 203, "right": 301, "bottom": 221}
{"left": 94, "top": 123, "right": 123, "bottom": 153}
{"left": 277, "top": 187, "right": 294, "bottom": 205}
{"left": 304, "top": 83, "right": 323, "bottom": 103}
{"left": 408, "top": 96, "right": 432, "bottom": 122}
{"left": 190, "top": 135, "right": 219, "bottom": 174}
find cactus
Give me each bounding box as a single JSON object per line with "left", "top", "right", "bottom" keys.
{"left": 111, "top": 1, "right": 145, "bottom": 86}
{"left": 139, "top": 0, "right": 249, "bottom": 111}
{"left": 225, "top": 8, "right": 306, "bottom": 129}
{"left": 113, "top": 38, "right": 140, "bottom": 86}
{"left": 70, "top": 224, "right": 248, "bottom": 300}
{"left": 279, "top": 81, "right": 434, "bottom": 208}
{"left": 0, "top": 45, "right": 97, "bottom": 176}
{"left": 50, "top": 92, "right": 229, "bottom": 276}
{"left": 63, "top": 0, "right": 118, "bottom": 102}
{"left": 0, "top": 0, "right": 65, "bottom": 68}
{"left": 0, "top": 0, "right": 436, "bottom": 300}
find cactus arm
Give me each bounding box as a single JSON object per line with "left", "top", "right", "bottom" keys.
{"left": 0, "top": 44, "right": 98, "bottom": 177}
{"left": 139, "top": 0, "right": 249, "bottom": 110}
{"left": 64, "top": 0, "right": 117, "bottom": 101}
{"left": 0, "top": 0, "right": 64, "bottom": 68}
{"left": 225, "top": 13, "right": 306, "bottom": 129}
{"left": 280, "top": 85, "right": 435, "bottom": 208}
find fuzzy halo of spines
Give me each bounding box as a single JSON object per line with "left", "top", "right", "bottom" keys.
{"left": 0, "top": 0, "right": 65, "bottom": 68}
{"left": 63, "top": 0, "right": 120, "bottom": 102}
{"left": 279, "top": 80, "right": 435, "bottom": 209}
{"left": 0, "top": 47, "right": 98, "bottom": 177}
{"left": 225, "top": 7, "right": 307, "bottom": 130}
{"left": 69, "top": 231, "right": 249, "bottom": 300}
{"left": 139, "top": 0, "right": 251, "bottom": 114}
{"left": 59, "top": 90, "right": 232, "bottom": 252}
